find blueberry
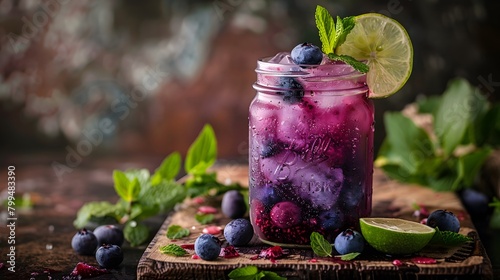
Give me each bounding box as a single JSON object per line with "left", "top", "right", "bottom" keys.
{"left": 261, "top": 141, "right": 283, "bottom": 158}
{"left": 254, "top": 184, "right": 280, "bottom": 208}
{"left": 334, "top": 229, "right": 365, "bottom": 255}
{"left": 427, "top": 210, "right": 460, "bottom": 233}
{"left": 95, "top": 244, "right": 124, "bottom": 268}
{"left": 93, "top": 225, "right": 124, "bottom": 247}
{"left": 194, "top": 234, "right": 221, "bottom": 261}
{"left": 221, "top": 190, "right": 247, "bottom": 219}
{"left": 71, "top": 228, "right": 98, "bottom": 255}
{"left": 277, "top": 77, "right": 304, "bottom": 104}
{"left": 320, "top": 209, "right": 345, "bottom": 231}
{"left": 224, "top": 218, "right": 254, "bottom": 246}
{"left": 460, "top": 189, "right": 490, "bottom": 216}
{"left": 270, "top": 201, "right": 302, "bottom": 229}
{"left": 291, "top": 43, "right": 323, "bottom": 65}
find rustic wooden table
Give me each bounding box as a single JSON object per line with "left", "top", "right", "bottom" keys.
{"left": 0, "top": 155, "right": 498, "bottom": 280}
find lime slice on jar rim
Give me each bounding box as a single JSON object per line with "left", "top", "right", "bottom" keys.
{"left": 336, "top": 13, "right": 413, "bottom": 98}
{"left": 360, "top": 218, "right": 435, "bottom": 255}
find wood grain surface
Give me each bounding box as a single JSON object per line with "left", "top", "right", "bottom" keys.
{"left": 137, "top": 166, "right": 493, "bottom": 280}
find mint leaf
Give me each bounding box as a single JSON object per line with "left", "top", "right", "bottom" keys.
{"left": 310, "top": 232, "right": 332, "bottom": 257}
{"left": 337, "top": 16, "right": 355, "bottom": 47}
{"left": 159, "top": 244, "right": 187, "bottom": 257}
{"left": 328, "top": 53, "right": 369, "bottom": 73}
{"left": 185, "top": 124, "right": 217, "bottom": 176}
{"left": 195, "top": 213, "right": 214, "bottom": 225}
{"left": 166, "top": 225, "right": 190, "bottom": 239}
{"left": 429, "top": 228, "right": 472, "bottom": 247}
{"left": 333, "top": 15, "right": 344, "bottom": 50}
{"left": 124, "top": 221, "right": 149, "bottom": 246}
{"left": 138, "top": 180, "right": 186, "bottom": 216}
{"left": 262, "top": 271, "right": 286, "bottom": 280}
{"left": 228, "top": 266, "right": 285, "bottom": 280}
{"left": 340, "top": 252, "right": 361, "bottom": 261}
{"left": 113, "top": 170, "right": 141, "bottom": 202}
{"left": 434, "top": 78, "right": 479, "bottom": 156}
{"left": 457, "top": 148, "right": 492, "bottom": 187}
{"left": 151, "top": 152, "right": 181, "bottom": 185}
{"left": 228, "top": 266, "right": 259, "bottom": 279}
{"left": 73, "top": 201, "right": 121, "bottom": 228}
{"left": 315, "top": 5, "right": 336, "bottom": 54}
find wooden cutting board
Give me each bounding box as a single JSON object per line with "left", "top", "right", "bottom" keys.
{"left": 137, "top": 166, "right": 493, "bottom": 280}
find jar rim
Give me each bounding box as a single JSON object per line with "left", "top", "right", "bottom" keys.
{"left": 256, "top": 56, "right": 366, "bottom": 80}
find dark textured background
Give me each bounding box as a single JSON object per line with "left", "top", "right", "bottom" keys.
{"left": 1, "top": 0, "right": 499, "bottom": 159}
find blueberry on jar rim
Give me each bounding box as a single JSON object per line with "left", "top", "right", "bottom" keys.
{"left": 291, "top": 43, "right": 323, "bottom": 65}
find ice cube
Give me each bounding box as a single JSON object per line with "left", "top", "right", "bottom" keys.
{"left": 279, "top": 54, "right": 295, "bottom": 65}
{"left": 267, "top": 52, "right": 291, "bottom": 63}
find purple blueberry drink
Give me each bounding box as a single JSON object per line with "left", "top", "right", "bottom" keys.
{"left": 249, "top": 51, "right": 374, "bottom": 246}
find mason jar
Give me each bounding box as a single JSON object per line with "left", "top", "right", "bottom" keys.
{"left": 249, "top": 56, "right": 374, "bottom": 246}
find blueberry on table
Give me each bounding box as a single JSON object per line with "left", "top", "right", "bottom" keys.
{"left": 95, "top": 244, "right": 124, "bottom": 268}
{"left": 71, "top": 228, "right": 98, "bottom": 256}
{"left": 291, "top": 43, "right": 323, "bottom": 65}
{"left": 93, "top": 225, "right": 124, "bottom": 247}
{"left": 224, "top": 218, "right": 254, "bottom": 246}
{"left": 334, "top": 229, "right": 365, "bottom": 255}
{"left": 194, "top": 234, "right": 221, "bottom": 261}
{"left": 426, "top": 210, "right": 460, "bottom": 233}
{"left": 221, "top": 190, "right": 247, "bottom": 219}
{"left": 277, "top": 77, "right": 304, "bottom": 104}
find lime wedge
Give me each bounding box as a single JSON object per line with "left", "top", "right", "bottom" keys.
{"left": 360, "top": 218, "right": 435, "bottom": 255}
{"left": 336, "top": 13, "right": 413, "bottom": 98}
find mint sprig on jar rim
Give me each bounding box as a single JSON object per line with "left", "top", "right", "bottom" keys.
{"left": 290, "top": 5, "right": 413, "bottom": 98}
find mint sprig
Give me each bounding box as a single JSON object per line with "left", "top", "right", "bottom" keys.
{"left": 310, "top": 232, "right": 332, "bottom": 257}
{"left": 160, "top": 244, "right": 187, "bottom": 257}
{"left": 428, "top": 228, "right": 472, "bottom": 247}
{"left": 166, "top": 225, "right": 190, "bottom": 239}
{"left": 315, "top": 5, "right": 368, "bottom": 73}
{"left": 73, "top": 124, "right": 245, "bottom": 246}
{"left": 340, "top": 252, "right": 361, "bottom": 261}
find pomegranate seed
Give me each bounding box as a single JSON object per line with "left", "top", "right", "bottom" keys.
{"left": 392, "top": 259, "right": 403, "bottom": 267}
{"left": 203, "top": 226, "right": 222, "bottom": 235}
{"left": 180, "top": 244, "right": 195, "bottom": 250}
{"left": 411, "top": 257, "right": 437, "bottom": 264}
{"left": 198, "top": 206, "right": 217, "bottom": 214}
{"left": 192, "top": 197, "right": 205, "bottom": 204}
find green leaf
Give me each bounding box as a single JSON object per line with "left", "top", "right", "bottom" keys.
{"left": 159, "top": 244, "right": 187, "bottom": 257}
{"left": 124, "top": 221, "right": 149, "bottom": 246}
{"left": 73, "top": 201, "right": 121, "bottom": 229}
{"left": 457, "top": 148, "right": 492, "bottom": 187}
{"left": 262, "top": 271, "right": 287, "bottom": 280}
{"left": 379, "top": 112, "right": 434, "bottom": 174}
{"left": 333, "top": 16, "right": 344, "bottom": 50}
{"left": 166, "top": 225, "right": 190, "bottom": 239}
{"left": 138, "top": 180, "right": 186, "bottom": 214}
{"left": 416, "top": 95, "right": 442, "bottom": 115}
{"left": 195, "top": 213, "right": 214, "bottom": 225}
{"left": 151, "top": 152, "right": 181, "bottom": 185}
{"left": 310, "top": 232, "right": 332, "bottom": 257}
{"left": 228, "top": 266, "right": 259, "bottom": 279}
{"left": 315, "top": 5, "right": 336, "bottom": 54}
{"left": 185, "top": 124, "right": 217, "bottom": 175}
{"left": 434, "top": 78, "right": 479, "bottom": 156}
{"left": 489, "top": 206, "right": 500, "bottom": 229}
{"left": 428, "top": 228, "right": 472, "bottom": 247}
{"left": 340, "top": 252, "right": 361, "bottom": 261}
{"left": 336, "top": 16, "right": 355, "bottom": 47}
{"left": 328, "top": 53, "right": 369, "bottom": 73}
{"left": 113, "top": 170, "right": 141, "bottom": 202}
